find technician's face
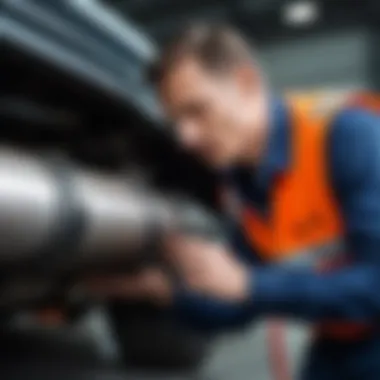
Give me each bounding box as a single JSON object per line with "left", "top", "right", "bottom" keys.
{"left": 159, "top": 58, "right": 263, "bottom": 169}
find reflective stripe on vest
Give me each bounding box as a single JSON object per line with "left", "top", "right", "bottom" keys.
{"left": 270, "top": 239, "right": 345, "bottom": 269}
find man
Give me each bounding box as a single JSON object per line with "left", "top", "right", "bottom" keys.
{"left": 91, "top": 24, "right": 380, "bottom": 379}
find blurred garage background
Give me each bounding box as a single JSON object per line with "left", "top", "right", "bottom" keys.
{"left": 108, "top": 0, "right": 380, "bottom": 90}
{"left": 0, "top": 1, "right": 378, "bottom": 380}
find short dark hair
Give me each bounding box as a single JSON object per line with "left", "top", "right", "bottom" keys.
{"left": 147, "top": 23, "right": 255, "bottom": 86}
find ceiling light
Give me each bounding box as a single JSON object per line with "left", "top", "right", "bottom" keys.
{"left": 283, "top": 1, "right": 320, "bottom": 27}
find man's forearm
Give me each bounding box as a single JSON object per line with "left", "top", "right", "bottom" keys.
{"left": 250, "top": 264, "right": 380, "bottom": 321}
{"left": 173, "top": 288, "right": 255, "bottom": 332}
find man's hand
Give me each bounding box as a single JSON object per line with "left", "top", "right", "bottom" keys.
{"left": 165, "top": 236, "right": 251, "bottom": 302}
{"left": 84, "top": 267, "right": 173, "bottom": 306}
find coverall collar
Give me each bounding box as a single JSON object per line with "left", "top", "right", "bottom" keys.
{"left": 254, "top": 97, "right": 289, "bottom": 188}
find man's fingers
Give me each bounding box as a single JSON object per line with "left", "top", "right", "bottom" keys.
{"left": 164, "top": 237, "right": 225, "bottom": 286}
{"left": 162, "top": 233, "right": 192, "bottom": 253}
{"left": 184, "top": 272, "right": 209, "bottom": 290}
{"left": 165, "top": 238, "right": 221, "bottom": 265}
{"left": 167, "top": 249, "right": 204, "bottom": 278}
{"left": 83, "top": 269, "right": 173, "bottom": 304}
{"left": 165, "top": 236, "right": 204, "bottom": 259}
{"left": 85, "top": 274, "right": 147, "bottom": 298}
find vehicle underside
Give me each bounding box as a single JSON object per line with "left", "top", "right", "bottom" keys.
{"left": 0, "top": 2, "right": 221, "bottom": 378}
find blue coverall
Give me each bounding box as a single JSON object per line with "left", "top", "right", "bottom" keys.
{"left": 173, "top": 99, "right": 380, "bottom": 380}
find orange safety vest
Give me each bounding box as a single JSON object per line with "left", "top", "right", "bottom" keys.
{"left": 240, "top": 91, "right": 380, "bottom": 340}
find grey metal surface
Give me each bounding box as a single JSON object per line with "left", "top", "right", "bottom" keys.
{"left": 0, "top": 147, "right": 218, "bottom": 266}
{"left": 0, "top": 148, "right": 172, "bottom": 264}
{"left": 2, "top": 0, "right": 162, "bottom": 122}
{"left": 72, "top": 170, "right": 174, "bottom": 263}
{"left": 0, "top": 150, "right": 59, "bottom": 260}
{"left": 0, "top": 146, "right": 222, "bottom": 307}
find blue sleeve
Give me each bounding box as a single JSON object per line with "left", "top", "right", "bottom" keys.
{"left": 172, "top": 288, "right": 254, "bottom": 333}
{"left": 251, "top": 108, "right": 380, "bottom": 321}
